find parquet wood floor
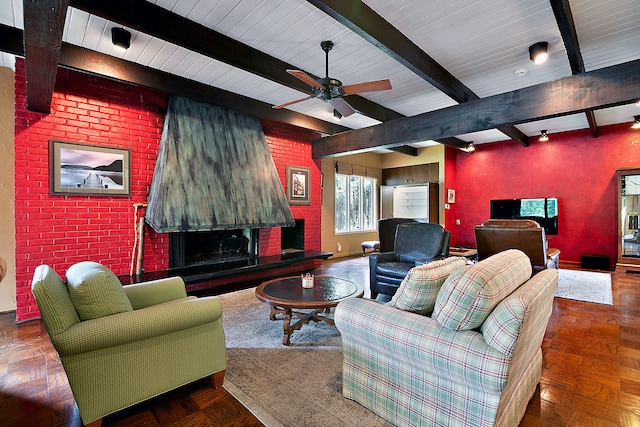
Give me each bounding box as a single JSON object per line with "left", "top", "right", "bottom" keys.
{"left": 1, "top": 264, "right": 640, "bottom": 426}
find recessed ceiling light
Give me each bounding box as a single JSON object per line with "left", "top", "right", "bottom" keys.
{"left": 111, "top": 27, "right": 131, "bottom": 51}
{"left": 539, "top": 130, "right": 549, "bottom": 142}
{"left": 529, "top": 42, "right": 549, "bottom": 64}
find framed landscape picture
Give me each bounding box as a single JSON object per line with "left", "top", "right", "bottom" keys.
{"left": 286, "top": 166, "right": 310, "bottom": 205}
{"left": 50, "top": 140, "right": 131, "bottom": 196}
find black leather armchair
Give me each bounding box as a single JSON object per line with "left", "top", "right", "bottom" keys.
{"left": 378, "top": 218, "right": 418, "bottom": 253}
{"left": 370, "top": 222, "right": 451, "bottom": 298}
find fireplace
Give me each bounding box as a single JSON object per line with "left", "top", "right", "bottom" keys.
{"left": 169, "top": 229, "right": 258, "bottom": 268}
{"left": 281, "top": 219, "right": 304, "bottom": 253}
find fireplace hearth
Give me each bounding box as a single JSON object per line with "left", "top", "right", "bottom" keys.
{"left": 169, "top": 229, "right": 257, "bottom": 268}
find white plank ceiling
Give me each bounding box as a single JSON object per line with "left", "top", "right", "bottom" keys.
{"left": 1, "top": 0, "right": 639, "bottom": 151}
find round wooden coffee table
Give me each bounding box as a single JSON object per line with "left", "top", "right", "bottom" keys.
{"left": 255, "top": 275, "right": 363, "bottom": 345}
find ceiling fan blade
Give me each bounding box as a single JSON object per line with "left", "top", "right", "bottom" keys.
{"left": 331, "top": 97, "right": 356, "bottom": 117}
{"left": 342, "top": 79, "right": 392, "bottom": 95}
{"left": 286, "top": 70, "right": 324, "bottom": 89}
{"left": 272, "top": 95, "right": 315, "bottom": 109}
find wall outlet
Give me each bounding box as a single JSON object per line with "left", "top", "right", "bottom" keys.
{"left": 456, "top": 219, "right": 461, "bottom": 225}
{"left": 337, "top": 243, "right": 342, "bottom": 252}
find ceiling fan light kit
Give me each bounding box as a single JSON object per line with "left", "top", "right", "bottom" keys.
{"left": 273, "top": 40, "right": 392, "bottom": 117}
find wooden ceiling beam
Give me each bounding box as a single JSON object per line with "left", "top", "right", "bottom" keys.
{"left": 58, "top": 44, "right": 350, "bottom": 135}
{"left": 306, "top": 0, "right": 529, "bottom": 147}
{"left": 70, "top": 0, "right": 438, "bottom": 155}
{"left": 389, "top": 145, "right": 418, "bottom": 156}
{"left": 0, "top": 24, "right": 23, "bottom": 55}
{"left": 585, "top": 110, "right": 599, "bottom": 138}
{"left": 1, "top": 24, "right": 346, "bottom": 134}
{"left": 22, "top": 0, "right": 69, "bottom": 113}
{"left": 311, "top": 59, "right": 640, "bottom": 158}
{"left": 69, "top": 0, "right": 403, "bottom": 125}
{"left": 550, "top": 0, "right": 599, "bottom": 138}
{"left": 550, "top": 0, "right": 584, "bottom": 75}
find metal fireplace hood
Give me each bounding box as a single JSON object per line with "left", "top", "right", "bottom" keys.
{"left": 146, "top": 96, "right": 295, "bottom": 232}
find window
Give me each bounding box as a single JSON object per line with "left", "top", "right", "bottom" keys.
{"left": 335, "top": 173, "right": 376, "bottom": 233}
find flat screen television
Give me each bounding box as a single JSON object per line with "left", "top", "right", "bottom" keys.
{"left": 490, "top": 198, "right": 558, "bottom": 235}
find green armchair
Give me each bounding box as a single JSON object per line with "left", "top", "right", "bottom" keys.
{"left": 31, "top": 262, "right": 227, "bottom": 426}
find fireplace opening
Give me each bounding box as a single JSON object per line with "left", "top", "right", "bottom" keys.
{"left": 170, "top": 229, "right": 257, "bottom": 269}
{"left": 281, "top": 219, "right": 304, "bottom": 253}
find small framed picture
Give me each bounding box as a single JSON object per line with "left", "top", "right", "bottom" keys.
{"left": 286, "top": 166, "right": 310, "bottom": 205}
{"left": 50, "top": 140, "right": 131, "bottom": 196}
{"left": 447, "top": 188, "right": 456, "bottom": 204}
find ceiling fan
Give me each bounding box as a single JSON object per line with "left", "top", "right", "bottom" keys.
{"left": 273, "top": 41, "right": 392, "bottom": 117}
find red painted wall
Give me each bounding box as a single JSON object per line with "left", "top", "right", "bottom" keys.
{"left": 444, "top": 146, "right": 459, "bottom": 244}
{"left": 14, "top": 60, "right": 322, "bottom": 321}
{"left": 450, "top": 125, "right": 640, "bottom": 267}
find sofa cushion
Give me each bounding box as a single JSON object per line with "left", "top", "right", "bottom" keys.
{"left": 433, "top": 249, "right": 532, "bottom": 331}
{"left": 387, "top": 257, "right": 467, "bottom": 315}
{"left": 66, "top": 261, "right": 133, "bottom": 321}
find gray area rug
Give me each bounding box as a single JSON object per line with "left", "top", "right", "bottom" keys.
{"left": 217, "top": 260, "right": 613, "bottom": 426}
{"left": 218, "top": 287, "right": 393, "bottom": 427}
{"left": 555, "top": 268, "right": 613, "bottom": 305}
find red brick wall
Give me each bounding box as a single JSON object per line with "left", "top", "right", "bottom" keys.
{"left": 259, "top": 119, "right": 323, "bottom": 256}
{"left": 14, "top": 61, "right": 322, "bottom": 321}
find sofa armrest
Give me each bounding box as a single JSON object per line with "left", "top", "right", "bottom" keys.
{"left": 369, "top": 252, "right": 398, "bottom": 293}
{"left": 369, "top": 252, "right": 397, "bottom": 278}
{"left": 440, "top": 231, "right": 451, "bottom": 257}
{"left": 369, "top": 251, "right": 397, "bottom": 268}
{"left": 123, "top": 277, "right": 188, "bottom": 309}
{"left": 335, "top": 298, "right": 509, "bottom": 392}
{"left": 52, "top": 296, "right": 222, "bottom": 357}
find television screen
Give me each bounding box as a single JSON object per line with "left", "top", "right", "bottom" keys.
{"left": 490, "top": 198, "right": 558, "bottom": 235}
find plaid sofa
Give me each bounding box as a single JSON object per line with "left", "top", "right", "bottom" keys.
{"left": 335, "top": 249, "right": 558, "bottom": 427}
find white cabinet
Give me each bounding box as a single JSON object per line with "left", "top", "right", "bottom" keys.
{"left": 381, "top": 183, "right": 439, "bottom": 222}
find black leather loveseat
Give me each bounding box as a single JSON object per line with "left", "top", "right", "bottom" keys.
{"left": 369, "top": 222, "right": 450, "bottom": 298}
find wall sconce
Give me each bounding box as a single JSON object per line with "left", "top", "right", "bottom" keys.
{"left": 111, "top": 27, "right": 131, "bottom": 50}
{"left": 460, "top": 142, "right": 475, "bottom": 153}
{"left": 529, "top": 42, "right": 548, "bottom": 64}
{"left": 539, "top": 130, "right": 549, "bottom": 142}
{"left": 632, "top": 116, "right": 640, "bottom": 130}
